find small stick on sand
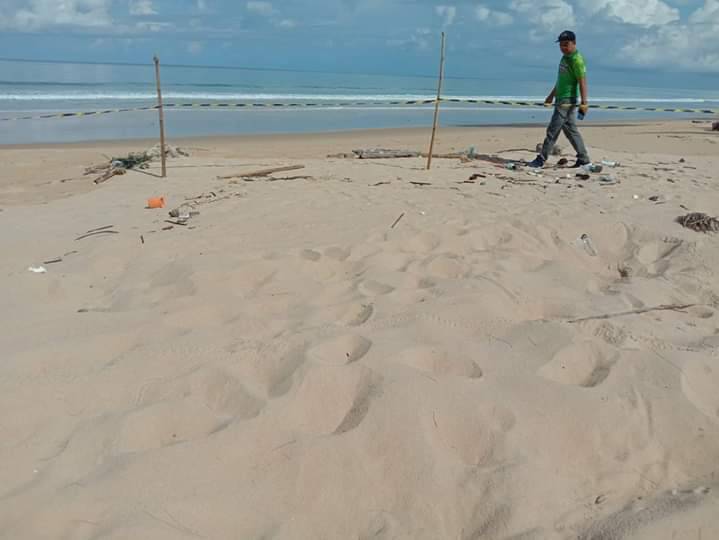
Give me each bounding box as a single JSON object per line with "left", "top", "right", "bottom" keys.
{"left": 568, "top": 303, "right": 697, "bottom": 324}
{"left": 218, "top": 165, "right": 305, "bottom": 180}
{"left": 391, "top": 212, "right": 405, "bottom": 229}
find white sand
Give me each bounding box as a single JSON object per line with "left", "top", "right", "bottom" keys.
{"left": 1, "top": 121, "right": 718, "bottom": 539}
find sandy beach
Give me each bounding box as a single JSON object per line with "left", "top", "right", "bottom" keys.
{"left": 1, "top": 120, "right": 718, "bottom": 539}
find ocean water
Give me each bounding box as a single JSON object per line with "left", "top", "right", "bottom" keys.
{"left": 1, "top": 59, "right": 717, "bottom": 145}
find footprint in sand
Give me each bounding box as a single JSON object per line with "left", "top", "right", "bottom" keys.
{"left": 236, "top": 343, "right": 307, "bottom": 399}
{"left": 290, "top": 364, "right": 381, "bottom": 435}
{"left": 538, "top": 341, "right": 617, "bottom": 388}
{"left": 308, "top": 334, "right": 372, "bottom": 366}
{"left": 392, "top": 345, "right": 483, "bottom": 379}
{"left": 115, "top": 398, "right": 233, "bottom": 454}
{"left": 358, "top": 279, "right": 395, "bottom": 296}
{"left": 339, "top": 303, "right": 374, "bottom": 327}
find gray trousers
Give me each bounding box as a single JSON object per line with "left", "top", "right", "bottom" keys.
{"left": 540, "top": 99, "right": 590, "bottom": 162}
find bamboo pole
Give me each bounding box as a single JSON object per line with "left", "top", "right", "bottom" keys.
{"left": 153, "top": 55, "right": 167, "bottom": 178}
{"left": 426, "top": 32, "right": 446, "bottom": 171}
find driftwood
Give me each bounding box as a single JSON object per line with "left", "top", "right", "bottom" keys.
{"left": 218, "top": 165, "right": 305, "bottom": 180}
{"left": 93, "top": 167, "right": 127, "bottom": 185}
{"left": 75, "top": 230, "right": 119, "bottom": 241}
{"left": 353, "top": 149, "right": 420, "bottom": 159}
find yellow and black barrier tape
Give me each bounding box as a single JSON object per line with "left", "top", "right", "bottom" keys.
{"left": 1, "top": 98, "right": 716, "bottom": 122}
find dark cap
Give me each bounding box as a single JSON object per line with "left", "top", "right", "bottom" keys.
{"left": 556, "top": 30, "right": 576, "bottom": 43}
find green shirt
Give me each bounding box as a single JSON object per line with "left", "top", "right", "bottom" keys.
{"left": 555, "top": 51, "right": 586, "bottom": 100}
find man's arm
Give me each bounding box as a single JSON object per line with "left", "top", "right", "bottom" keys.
{"left": 579, "top": 77, "right": 588, "bottom": 104}
{"left": 545, "top": 86, "right": 556, "bottom": 105}
{"left": 578, "top": 77, "right": 588, "bottom": 114}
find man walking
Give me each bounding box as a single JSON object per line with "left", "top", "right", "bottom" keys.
{"left": 528, "top": 30, "right": 591, "bottom": 168}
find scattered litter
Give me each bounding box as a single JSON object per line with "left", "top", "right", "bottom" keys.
{"left": 162, "top": 225, "right": 174, "bottom": 231}
{"left": 633, "top": 195, "right": 640, "bottom": 200}
{"left": 147, "top": 197, "right": 165, "bottom": 209}
{"left": 679, "top": 158, "right": 686, "bottom": 163}
{"left": 582, "top": 163, "right": 603, "bottom": 173}
{"left": 579, "top": 234, "right": 598, "bottom": 256}
{"left": 353, "top": 149, "right": 420, "bottom": 159}
{"left": 576, "top": 173, "right": 590, "bottom": 180}
{"left": 598, "top": 175, "right": 619, "bottom": 186}
{"left": 469, "top": 173, "right": 486, "bottom": 180}
{"left": 526, "top": 169, "right": 543, "bottom": 177}
{"left": 140, "top": 235, "right": 145, "bottom": 245}
{"left": 410, "top": 181, "right": 431, "bottom": 186}
{"left": 42, "top": 257, "right": 63, "bottom": 265}
{"left": 28, "top": 266, "right": 47, "bottom": 274}
{"left": 165, "top": 219, "right": 188, "bottom": 227}
{"left": 371, "top": 181, "right": 391, "bottom": 187}
{"left": 675, "top": 213, "right": 719, "bottom": 233}
{"left": 505, "top": 163, "right": 519, "bottom": 170}
{"left": 169, "top": 204, "right": 199, "bottom": 221}
{"left": 600, "top": 160, "right": 620, "bottom": 167}
{"left": 557, "top": 158, "right": 569, "bottom": 166}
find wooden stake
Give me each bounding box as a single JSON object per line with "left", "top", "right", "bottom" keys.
{"left": 426, "top": 32, "right": 446, "bottom": 171}
{"left": 217, "top": 164, "right": 305, "bottom": 180}
{"left": 153, "top": 55, "right": 167, "bottom": 178}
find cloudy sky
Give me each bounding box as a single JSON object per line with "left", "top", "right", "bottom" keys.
{"left": 0, "top": 0, "right": 717, "bottom": 86}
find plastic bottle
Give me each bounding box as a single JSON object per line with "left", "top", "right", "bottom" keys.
{"left": 581, "top": 163, "right": 603, "bottom": 174}
{"left": 601, "top": 160, "right": 619, "bottom": 167}
{"left": 506, "top": 163, "right": 518, "bottom": 170}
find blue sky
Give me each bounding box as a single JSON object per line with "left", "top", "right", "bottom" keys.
{"left": 0, "top": 0, "right": 718, "bottom": 84}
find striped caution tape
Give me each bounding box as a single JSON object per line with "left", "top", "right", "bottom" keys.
{"left": 440, "top": 98, "right": 719, "bottom": 115}
{"left": 0, "top": 99, "right": 436, "bottom": 122}
{"left": 1, "top": 98, "right": 716, "bottom": 122}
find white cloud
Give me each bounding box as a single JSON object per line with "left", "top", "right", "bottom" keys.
{"left": 130, "top": 0, "right": 157, "bottom": 16}
{"left": 436, "top": 5, "right": 456, "bottom": 28}
{"left": 1, "top": 0, "right": 112, "bottom": 29}
{"left": 246, "top": 1, "right": 276, "bottom": 16}
{"left": 578, "top": 0, "right": 678, "bottom": 27}
{"left": 689, "top": 0, "right": 719, "bottom": 22}
{"left": 475, "top": 4, "right": 514, "bottom": 26}
{"left": 277, "top": 19, "right": 297, "bottom": 28}
{"left": 510, "top": 0, "right": 575, "bottom": 30}
{"left": 620, "top": 0, "right": 719, "bottom": 70}
{"left": 196, "top": 0, "right": 208, "bottom": 12}
{"left": 188, "top": 41, "right": 204, "bottom": 54}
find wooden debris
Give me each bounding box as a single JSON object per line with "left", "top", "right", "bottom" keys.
{"left": 93, "top": 167, "right": 127, "bottom": 185}
{"left": 569, "top": 303, "right": 697, "bottom": 323}
{"left": 410, "top": 181, "right": 432, "bottom": 186}
{"left": 391, "top": 212, "right": 405, "bottom": 229}
{"left": 353, "top": 149, "right": 420, "bottom": 159}
{"left": 75, "top": 230, "right": 119, "bottom": 241}
{"left": 371, "top": 181, "right": 391, "bottom": 187}
{"left": 675, "top": 213, "right": 719, "bottom": 233}
{"left": 43, "top": 257, "right": 63, "bottom": 265}
{"left": 85, "top": 225, "right": 115, "bottom": 234}
{"left": 218, "top": 165, "right": 305, "bottom": 180}
{"left": 469, "top": 173, "right": 486, "bottom": 180}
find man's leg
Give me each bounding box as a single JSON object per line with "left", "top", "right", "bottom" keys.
{"left": 562, "top": 108, "right": 590, "bottom": 163}
{"left": 540, "top": 106, "right": 567, "bottom": 160}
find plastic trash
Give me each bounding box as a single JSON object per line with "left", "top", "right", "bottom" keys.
{"left": 147, "top": 197, "right": 165, "bottom": 209}
{"left": 599, "top": 174, "right": 619, "bottom": 185}
{"left": 467, "top": 146, "right": 477, "bottom": 159}
{"left": 581, "top": 163, "right": 603, "bottom": 174}
{"left": 601, "top": 160, "right": 620, "bottom": 167}
{"left": 28, "top": 266, "right": 47, "bottom": 273}
{"left": 580, "top": 234, "right": 597, "bottom": 256}
{"left": 506, "top": 163, "right": 519, "bottom": 170}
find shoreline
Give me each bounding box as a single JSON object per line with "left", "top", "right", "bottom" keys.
{"left": 0, "top": 117, "right": 712, "bottom": 151}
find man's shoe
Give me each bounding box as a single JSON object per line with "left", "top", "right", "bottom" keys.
{"left": 569, "top": 159, "right": 591, "bottom": 168}
{"left": 527, "top": 155, "right": 545, "bottom": 168}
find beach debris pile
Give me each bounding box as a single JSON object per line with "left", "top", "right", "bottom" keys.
{"left": 85, "top": 144, "right": 189, "bottom": 184}
{"left": 675, "top": 212, "right": 719, "bottom": 233}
